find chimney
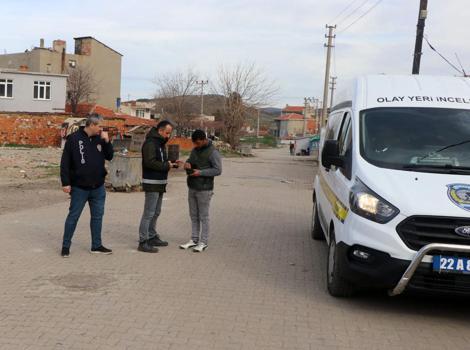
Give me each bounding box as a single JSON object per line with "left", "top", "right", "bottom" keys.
{"left": 53, "top": 39, "right": 66, "bottom": 53}
{"left": 40, "top": 38, "right": 45, "bottom": 48}
{"left": 61, "top": 48, "right": 66, "bottom": 74}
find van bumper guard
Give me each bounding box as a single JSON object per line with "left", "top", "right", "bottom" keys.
{"left": 389, "top": 243, "right": 470, "bottom": 296}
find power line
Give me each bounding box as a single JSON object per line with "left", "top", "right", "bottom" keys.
{"left": 455, "top": 53, "right": 468, "bottom": 77}
{"left": 423, "top": 36, "right": 464, "bottom": 75}
{"left": 338, "top": 0, "right": 383, "bottom": 33}
{"left": 336, "top": 0, "right": 371, "bottom": 26}
{"left": 329, "top": 0, "right": 361, "bottom": 24}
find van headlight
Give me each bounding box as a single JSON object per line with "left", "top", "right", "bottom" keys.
{"left": 349, "top": 178, "right": 399, "bottom": 224}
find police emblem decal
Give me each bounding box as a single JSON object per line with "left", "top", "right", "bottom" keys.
{"left": 97, "top": 144, "right": 102, "bottom": 152}
{"left": 447, "top": 184, "right": 470, "bottom": 212}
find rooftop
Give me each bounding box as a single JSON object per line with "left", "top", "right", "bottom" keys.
{"left": 0, "top": 69, "right": 68, "bottom": 78}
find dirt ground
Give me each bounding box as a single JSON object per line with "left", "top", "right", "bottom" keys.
{"left": 0, "top": 147, "right": 67, "bottom": 214}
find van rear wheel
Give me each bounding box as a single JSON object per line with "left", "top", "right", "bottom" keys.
{"left": 311, "top": 196, "right": 325, "bottom": 240}
{"left": 327, "top": 232, "right": 355, "bottom": 297}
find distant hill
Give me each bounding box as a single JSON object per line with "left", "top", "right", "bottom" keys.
{"left": 132, "top": 94, "right": 280, "bottom": 129}
{"left": 261, "top": 107, "right": 282, "bottom": 115}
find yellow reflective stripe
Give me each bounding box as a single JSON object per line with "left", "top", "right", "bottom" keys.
{"left": 319, "top": 174, "right": 349, "bottom": 223}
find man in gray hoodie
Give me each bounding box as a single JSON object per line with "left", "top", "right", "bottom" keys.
{"left": 180, "top": 130, "right": 222, "bottom": 252}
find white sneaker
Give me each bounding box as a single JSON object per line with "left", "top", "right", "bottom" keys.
{"left": 180, "top": 240, "right": 198, "bottom": 250}
{"left": 193, "top": 242, "right": 208, "bottom": 253}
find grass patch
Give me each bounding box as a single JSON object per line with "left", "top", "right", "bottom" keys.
{"left": 1, "top": 143, "right": 41, "bottom": 148}
{"left": 44, "top": 167, "right": 61, "bottom": 177}
{"left": 240, "top": 135, "right": 278, "bottom": 148}
{"left": 36, "top": 164, "right": 61, "bottom": 178}
{"left": 179, "top": 150, "right": 191, "bottom": 158}
{"left": 220, "top": 149, "right": 244, "bottom": 158}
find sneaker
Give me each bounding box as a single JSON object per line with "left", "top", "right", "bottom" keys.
{"left": 193, "top": 242, "right": 208, "bottom": 253}
{"left": 90, "top": 246, "right": 113, "bottom": 255}
{"left": 148, "top": 236, "right": 169, "bottom": 247}
{"left": 61, "top": 247, "right": 70, "bottom": 258}
{"left": 179, "top": 240, "right": 198, "bottom": 250}
{"left": 138, "top": 241, "right": 159, "bottom": 253}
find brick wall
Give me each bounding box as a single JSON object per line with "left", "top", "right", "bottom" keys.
{"left": 0, "top": 113, "right": 67, "bottom": 147}
{"left": 0, "top": 113, "right": 196, "bottom": 149}
{"left": 168, "top": 137, "right": 193, "bottom": 151}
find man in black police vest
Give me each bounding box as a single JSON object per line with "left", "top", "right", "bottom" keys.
{"left": 180, "top": 130, "right": 222, "bottom": 252}
{"left": 60, "top": 114, "right": 114, "bottom": 257}
{"left": 138, "top": 120, "right": 179, "bottom": 253}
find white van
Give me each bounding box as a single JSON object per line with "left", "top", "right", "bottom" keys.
{"left": 312, "top": 74, "right": 470, "bottom": 297}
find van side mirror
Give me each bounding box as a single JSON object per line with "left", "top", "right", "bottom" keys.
{"left": 321, "top": 140, "right": 344, "bottom": 169}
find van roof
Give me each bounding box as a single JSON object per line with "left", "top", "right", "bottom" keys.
{"left": 352, "top": 75, "right": 470, "bottom": 111}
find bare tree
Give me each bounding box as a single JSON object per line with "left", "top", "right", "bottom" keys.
{"left": 212, "top": 63, "right": 277, "bottom": 148}
{"left": 154, "top": 69, "right": 199, "bottom": 133}
{"left": 66, "top": 65, "right": 97, "bottom": 114}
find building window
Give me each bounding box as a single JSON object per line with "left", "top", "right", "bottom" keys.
{"left": 0, "top": 79, "right": 13, "bottom": 98}
{"left": 69, "top": 60, "right": 76, "bottom": 68}
{"left": 46, "top": 64, "right": 52, "bottom": 73}
{"left": 136, "top": 109, "right": 145, "bottom": 118}
{"left": 34, "top": 81, "right": 51, "bottom": 100}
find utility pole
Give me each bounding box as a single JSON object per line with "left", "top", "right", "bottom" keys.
{"left": 196, "top": 80, "right": 209, "bottom": 115}
{"left": 329, "top": 76, "right": 337, "bottom": 110}
{"left": 303, "top": 97, "right": 313, "bottom": 136}
{"left": 412, "top": 0, "right": 428, "bottom": 74}
{"left": 321, "top": 25, "right": 336, "bottom": 128}
{"left": 256, "top": 108, "right": 260, "bottom": 138}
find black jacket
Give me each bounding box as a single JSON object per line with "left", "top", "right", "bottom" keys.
{"left": 60, "top": 128, "right": 114, "bottom": 189}
{"left": 141, "top": 127, "right": 170, "bottom": 192}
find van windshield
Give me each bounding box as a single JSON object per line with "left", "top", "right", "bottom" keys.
{"left": 360, "top": 107, "right": 470, "bottom": 174}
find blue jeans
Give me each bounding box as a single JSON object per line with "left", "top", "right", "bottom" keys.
{"left": 62, "top": 185, "right": 106, "bottom": 249}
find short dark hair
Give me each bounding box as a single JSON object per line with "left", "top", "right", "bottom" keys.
{"left": 156, "top": 120, "right": 173, "bottom": 131}
{"left": 191, "top": 129, "right": 207, "bottom": 142}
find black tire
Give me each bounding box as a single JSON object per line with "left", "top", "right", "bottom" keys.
{"left": 311, "top": 195, "right": 325, "bottom": 240}
{"left": 327, "top": 231, "right": 355, "bottom": 297}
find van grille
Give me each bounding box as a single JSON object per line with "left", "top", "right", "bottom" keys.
{"left": 409, "top": 265, "right": 470, "bottom": 294}
{"left": 396, "top": 216, "right": 470, "bottom": 251}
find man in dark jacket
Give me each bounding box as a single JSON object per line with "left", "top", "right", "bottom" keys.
{"left": 180, "top": 130, "right": 222, "bottom": 253}
{"left": 138, "top": 120, "right": 179, "bottom": 253}
{"left": 60, "top": 114, "right": 114, "bottom": 257}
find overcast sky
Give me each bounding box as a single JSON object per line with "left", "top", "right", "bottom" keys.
{"left": 2, "top": 0, "right": 469, "bottom": 107}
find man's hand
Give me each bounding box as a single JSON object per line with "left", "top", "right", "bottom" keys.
{"left": 184, "top": 162, "right": 192, "bottom": 170}
{"left": 100, "top": 131, "right": 110, "bottom": 143}
{"left": 168, "top": 161, "right": 178, "bottom": 169}
{"left": 190, "top": 169, "right": 201, "bottom": 177}
{"left": 62, "top": 186, "right": 71, "bottom": 194}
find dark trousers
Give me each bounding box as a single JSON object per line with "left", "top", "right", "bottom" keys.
{"left": 62, "top": 185, "right": 106, "bottom": 249}
{"left": 138, "top": 191, "right": 164, "bottom": 243}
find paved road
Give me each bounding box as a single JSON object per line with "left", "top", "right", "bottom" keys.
{"left": 0, "top": 147, "right": 469, "bottom": 350}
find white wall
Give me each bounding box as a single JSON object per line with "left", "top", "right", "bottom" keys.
{"left": 0, "top": 71, "right": 67, "bottom": 113}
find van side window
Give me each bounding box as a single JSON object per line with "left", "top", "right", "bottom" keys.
{"left": 338, "top": 114, "right": 353, "bottom": 180}
{"left": 337, "top": 113, "right": 351, "bottom": 151}
{"left": 325, "top": 112, "right": 343, "bottom": 140}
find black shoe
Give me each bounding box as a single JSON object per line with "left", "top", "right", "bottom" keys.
{"left": 148, "top": 236, "right": 168, "bottom": 247}
{"left": 61, "top": 247, "right": 70, "bottom": 258}
{"left": 90, "top": 246, "right": 113, "bottom": 255}
{"left": 138, "top": 241, "right": 159, "bottom": 253}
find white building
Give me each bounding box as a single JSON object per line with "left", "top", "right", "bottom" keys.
{"left": 120, "top": 101, "right": 157, "bottom": 119}
{"left": 0, "top": 69, "right": 67, "bottom": 113}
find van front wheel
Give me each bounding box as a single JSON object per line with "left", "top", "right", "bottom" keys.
{"left": 327, "top": 233, "right": 355, "bottom": 297}
{"left": 311, "top": 196, "right": 325, "bottom": 240}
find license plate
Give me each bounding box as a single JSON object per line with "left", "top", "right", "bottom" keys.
{"left": 433, "top": 256, "right": 470, "bottom": 274}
